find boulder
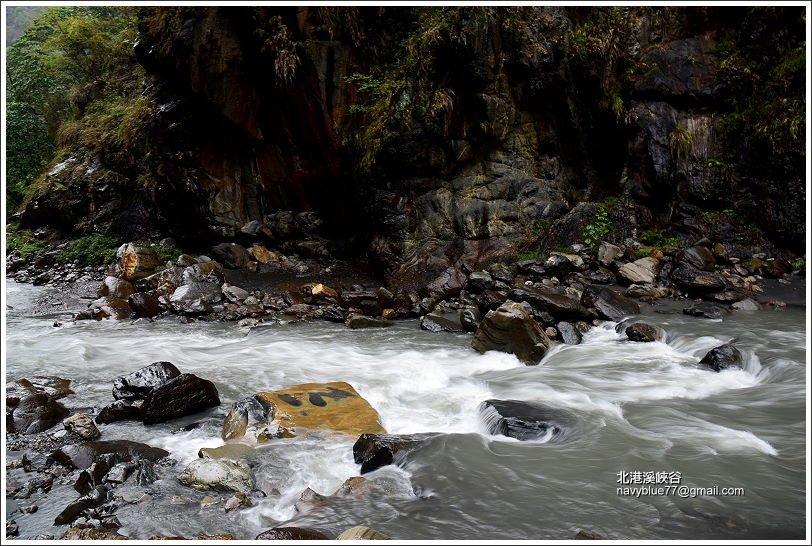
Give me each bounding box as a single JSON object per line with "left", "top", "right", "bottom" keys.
{"left": 86, "top": 297, "right": 133, "bottom": 320}
{"left": 117, "top": 244, "right": 161, "bottom": 281}
{"left": 255, "top": 528, "right": 330, "bottom": 540}
{"left": 95, "top": 400, "right": 142, "bottom": 424}
{"left": 698, "top": 344, "right": 743, "bottom": 372}
{"left": 211, "top": 243, "right": 249, "bottom": 269}
{"left": 508, "top": 286, "right": 594, "bottom": 321}
{"left": 353, "top": 433, "right": 436, "bottom": 474}
{"left": 336, "top": 526, "right": 390, "bottom": 540}
{"left": 345, "top": 315, "right": 393, "bottom": 329}
{"left": 248, "top": 244, "right": 279, "bottom": 264}
{"left": 334, "top": 476, "right": 373, "bottom": 497}
{"left": 581, "top": 285, "right": 640, "bottom": 321}
{"left": 478, "top": 399, "right": 574, "bottom": 441}
{"left": 178, "top": 458, "right": 255, "bottom": 494}
{"left": 460, "top": 306, "right": 481, "bottom": 333}
{"left": 182, "top": 263, "right": 224, "bottom": 285}
{"left": 426, "top": 266, "right": 467, "bottom": 301}
{"left": 51, "top": 440, "right": 168, "bottom": 470}
{"left": 556, "top": 322, "right": 582, "bottom": 345}
{"left": 671, "top": 265, "right": 726, "bottom": 294}
{"left": 476, "top": 289, "right": 508, "bottom": 313}
{"left": 468, "top": 271, "right": 493, "bottom": 293}
{"left": 141, "top": 373, "right": 220, "bottom": 425}
{"left": 471, "top": 301, "right": 551, "bottom": 364}
{"left": 731, "top": 298, "right": 760, "bottom": 311}
{"left": 618, "top": 257, "right": 660, "bottom": 285}
{"left": 420, "top": 310, "right": 465, "bottom": 333}
{"left": 198, "top": 444, "right": 254, "bottom": 460}
{"left": 128, "top": 293, "right": 161, "bottom": 318}
{"left": 624, "top": 322, "right": 660, "bottom": 342}
{"left": 222, "top": 382, "right": 385, "bottom": 441}
{"left": 113, "top": 362, "right": 181, "bottom": 401}
{"left": 10, "top": 394, "right": 70, "bottom": 434}
{"left": 221, "top": 283, "right": 250, "bottom": 303}
{"left": 63, "top": 413, "right": 101, "bottom": 440}
{"left": 311, "top": 283, "right": 339, "bottom": 299}
{"left": 6, "top": 376, "right": 73, "bottom": 406}
{"left": 678, "top": 246, "right": 716, "bottom": 272}
{"left": 170, "top": 282, "right": 223, "bottom": 305}
{"left": 683, "top": 302, "right": 723, "bottom": 319}
{"left": 98, "top": 276, "right": 135, "bottom": 299}
{"left": 598, "top": 242, "right": 623, "bottom": 266}
{"left": 60, "top": 528, "right": 127, "bottom": 541}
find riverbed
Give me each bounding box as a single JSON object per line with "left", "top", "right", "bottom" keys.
{"left": 4, "top": 280, "right": 806, "bottom": 540}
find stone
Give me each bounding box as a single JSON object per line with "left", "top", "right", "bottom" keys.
{"left": 478, "top": 399, "right": 574, "bottom": 441}
{"left": 626, "top": 284, "right": 669, "bottom": 299}
{"left": 508, "top": 286, "right": 594, "bottom": 321}
{"left": 353, "top": 433, "right": 436, "bottom": 474}
{"left": 624, "top": 322, "right": 660, "bottom": 342}
{"left": 575, "top": 529, "right": 603, "bottom": 540}
{"left": 311, "top": 283, "right": 339, "bottom": 299}
{"left": 6, "top": 376, "right": 73, "bottom": 406}
{"left": 113, "top": 362, "right": 181, "bottom": 401}
{"left": 178, "top": 458, "right": 255, "bottom": 494}
{"left": 426, "top": 266, "right": 467, "bottom": 301}
{"left": 683, "top": 302, "right": 723, "bottom": 319}
{"left": 141, "top": 373, "right": 220, "bottom": 425}
{"left": 198, "top": 444, "right": 255, "bottom": 460}
{"left": 86, "top": 296, "right": 133, "bottom": 320}
{"left": 460, "top": 306, "right": 480, "bottom": 332}
{"left": 222, "top": 382, "right": 385, "bottom": 441}
{"left": 731, "top": 298, "right": 760, "bottom": 311}
{"left": 556, "top": 322, "right": 582, "bottom": 345}
{"left": 322, "top": 306, "right": 346, "bottom": 323}
{"left": 224, "top": 492, "right": 252, "bottom": 512}
{"left": 128, "top": 293, "right": 161, "bottom": 318}
{"left": 51, "top": 440, "right": 168, "bottom": 470}
{"left": 598, "top": 242, "right": 623, "bottom": 266}
{"left": 581, "top": 285, "right": 640, "bottom": 321}
{"left": 249, "top": 245, "right": 279, "bottom": 264}
{"left": 698, "top": 344, "right": 743, "bottom": 372}
{"left": 468, "top": 271, "right": 494, "bottom": 293}
{"left": 104, "top": 462, "right": 135, "bottom": 485}
{"left": 334, "top": 476, "right": 373, "bottom": 497}
{"left": 63, "top": 413, "right": 101, "bottom": 440}
{"left": 98, "top": 276, "right": 135, "bottom": 299}
{"left": 336, "top": 526, "right": 390, "bottom": 540}
{"left": 182, "top": 263, "right": 224, "bottom": 285}
{"left": 671, "top": 265, "right": 726, "bottom": 294}
{"left": 11, "top": 394, "right": 70, "bottom": 434}
{"left": 618, "top": 257, "right": 660, "bottom": 285}
{"left": 211, "top": 243, "right": 249, "bottom": 269}
{"left": 96, "top": 400, "right": 141, "bottom": 424}
{"left": 678, "top": 246, "right": 717, "bottom": 272}
{"left": 60, "top": 527, "right": 127, "bottom": 540}
{"left": 420, "top": 312, "right": 464, "bottom": 333}
{"left": 255, "top": 527, "right": 330, "bottom": 540}
{"left": 545, "top": 252, "right": 586, "bottom": 275}
{"left": 345, "top": 315, "right": 393, "bottom": 329}
{"left": 117, "top": 244, "right": 161, "bottom": 281}
{"left": 471, "top": 301, "right": 551, "bottom": 364}
{"left": 221, "top": 283, "right": 249, "bottom": 303}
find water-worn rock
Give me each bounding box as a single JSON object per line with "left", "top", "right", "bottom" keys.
{"left": 224, "top": 492, "right": 252, "bottom": 512}
{"left": 345, "top": 315, "right": 393, "bottom": 329}
{"left": 178, "top": 458, "right": 255, "bottom": 494}
{"left": 128, "top": 293, "right": 161, "bottom": 318}
{"left": 11, "top": 394, "right": 70, "bottom": 434}
{"left": 113, "top": 362, "right": 181, "bottom": 401}
{"left": 222, "top": 382, "right": 385, "bottom": 441}
{"left": 426, "top": 266, "right": 467, "bottom": 301}
{"left": 141, "top": 373, "right": 220, "bottom": 425}
{"left": 63, "top": 413, "right": 101, "bottom": 440}
{"left": 51, "top": 440, "right": 168, "bottom": 470}
{"left": 199, "top": 444, "right": 254, "bottom": 460}
{"left": 96, "top": 400, "right": 142, "bottom": 424}
{"left": 84, "top": 296, "right": 134, "bottom": 320}
{"left": 618, "top": 257, "right": 660, "bottom": 285}
{"left": 98, "top": 276, "right": 135, "bottom": 299}
{"left": 336, "top": 526, "right": 390, "bottom": 540}
{"left": 60, "top": 527, "right": 127, "bottom": 540}
{"left": 556, "top": 321, "right": 582, "bottom": 345}
{"left": 7, "top": 376, "right": 73, "bottom": 406}
{"left": 624, "top": 322, "right": 660, "bottom": 342}
{"left": 353, "top": 433, "right": 437, "bottom": 474}
{"left": 581, "top": 285, "right": 640, "bottom": 321}
{"left": 472, "top": 301, "right": 551, "bottom": 364}
{"left": 508, "top": 286, "right": 594, "bottom": 321}
{"left": 598, "top": 242, "right": 623, "bottom": 266}
{"left": 678, "top": 246, "right": 716, "bottom": 272}
{"left": 468, "top": 271, "right": 494, "bottom": 293}
{"left": 683, "top": 302, "right": 723, "bottom": 319}
{"left": 698, "top": 344, "right": 743, "bottom": 372}
{"left": 255, "top": 527, "right": 330, "bottom": 540}
{"left": 334, "top": 476, "right": 373, "bottom": 497}
{"left": 311, "top": 283, "right": 339, "bottom": 299}
{"left": 117, "top": 244, "right": 161, "bottom": 281}
{"left": 478, "top": 399, "right": 574, "bottom": 441}
{"left": 420, "top": 311, "right": 465, "bottom": 333}
{"left": 211, "top": 243, "right": 249, "bottom": 269}
{"left": 671, "top": 265, "right": 726, "bottom": 294}
{"left": 221, "top": 283, "right": 249, "bottom": 303}
{"left": 731, "top": 298, "right": 760, "bottom": 311}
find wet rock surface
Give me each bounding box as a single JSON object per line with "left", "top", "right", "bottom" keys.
{"left": 353, "top": 433, "right": 439, "bottom": 474}
{"left": 698, "top": 344, "right": 744, "bottom": 372}
{"left": 478, "top": 399, "right": 575, "bottom": 442}
{"left": 472, "top": 302, "right": 551, "bottom": 364}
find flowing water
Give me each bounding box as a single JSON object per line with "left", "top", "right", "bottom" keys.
{"left": 4, "top": 281, "right": 807, "bottom": 540}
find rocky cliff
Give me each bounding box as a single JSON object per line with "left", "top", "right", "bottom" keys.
{"left": 20, "top": 6, "right": 805, "bottom": 292}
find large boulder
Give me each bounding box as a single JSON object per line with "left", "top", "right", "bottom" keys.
{"left": 472, "top": 301, "right": 551, "bottom": 364}
{"left": 353, "top": 433, "right": 437, "bottom": 474}
{"left": 508, "top": 286, "right": 594, "bottom": 321}
{"left": 128, "top": 293, "right": 161, "bottom": 318}
{"left": 426, "top": 266, "right": 467, "bottom": 301}
{"left": 671, "top": 265, "right": 726, "bottom": 294}
{"left": 581, "top": 285, "right": 640, "bottom": 321}
{"left": 117, "top": 244, "right": 161, "bottom": 281}
{"left": 677, "top": 246, "right": 716, "bottom": 272}
{"left": 141, "top": 374, "right": 220, "bottom": 425}
{"left": 618, "top": 257, "right": 660, "bottom": 285}
{"left": 624, "top": 322, "right": 660, "bottom": 342}
{"left": 178, "top": 458, "right": 254, "bottom": 494}
{"left": 113, "top": 362, "right": 180, "bottom": 401}
{"left": 478, "top": 399, "right": 574, "bottom": 441}
{"left": 51, "top": 440, "right": 168, "bottom": 470}
{"left": 10, "top": 394, "right": 70, "bottom": 434}
{"left": 698, "top": 344, "right": 743, "bottom": 372}
{"left": 98, "top": 276, "right": 135, "bottom": 299}
{"left": 211, "top": 243, "right": 250, "bottom": 269}
{"left": 222, "top": 382, "right": 385, "bottom": 441}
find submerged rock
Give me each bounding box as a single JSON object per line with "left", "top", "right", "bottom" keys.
{"left": 222, "top": 382, "right": 385, "bottom": 441}
{"left": 353, "top": 433, "right": 437, "bottom": 474}
{"left": 698, "top": 344, "right": 743, "bottom": 372}
{"left": 478, "top": 399, "right": 574, "bottom": 441}
{"left": 624, "top": 322, "right": 660, "bottom": 342}
{"left": 255, "top": 527, "right": 330, "bottom": 540}
{"left": 471, "top": 301, "right": 551, "bottom": 364}
{"left": 683, "top": 302, "right": 723, "bottom": 319}
{"left": 178, "top": 458, "right": 255, "bottom": 494}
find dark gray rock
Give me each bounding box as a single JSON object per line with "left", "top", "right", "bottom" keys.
{"left": 508, "top": 286, "right": 595, "bottom": 321}
{"left": 468, "top": 271, "right": 494, "bottom": 293}
{"left": 128, "top": 293, "right": 161, "bottom": 318}
{"left": 698, "top": 344, "right": 743, "bottom": 372}
{"left": 671, "top": 265, "right": 726, "bottom": 294}
{"left": 256, "top": 528, "right": 330, "bottom": 540}
{"left": 472, "top": 301, "right": 551, "bottom": 364}
{"left": 624, "top": 322, "right": 660, "bottom": 342}
{"left": 478, "top": 399, "right": 575, "bottom": 441}
{"left": 581, "top": 285, "right": 640, "bottom": 321}
{"left": 11, "top": 394, "right": 70, "bottom": 434}
{"left": 113, "top": 361, "right": 181, "bottom": 402}
{"left": 51, "top": 440, "right": 168, "bottom": 470}
{"left": 460, "top": 306, "right": 481, "bottom": 333}
{"left": 141, "top": 373, "right": 220, "bottom": 425}
{"left": 96, "top": 400, "right": 142, "bottom": 424}
{"left": 353, "top": 433, "right": 437, "bottom": 474}
{"left": 211, "top": 243, "right": 249, "bottom": 269}
{"left": 345, "top": 315, "right": 393, "bottom": 329}
{"left": 678, "top": 246, "right": 717, "bottom": 272}
{"left": 683, "top": 302, "right": 723, "bottom": 319}
{"left": 556, "top": 321, "right": 582, "bottom": 345}
{"left": 420, "top": 312, "right": 465, "bottom": 333}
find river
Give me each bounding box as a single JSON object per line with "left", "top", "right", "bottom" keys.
{"left": 4, "top": 280, "right": 806, "bottom": 540}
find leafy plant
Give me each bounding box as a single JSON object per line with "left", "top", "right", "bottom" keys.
{"left": 514, "top": 251, "right": 544, "bottom": 262}
{"left": 6, "top": 226, "right": 47, "bottom": 256}
{"left": 57, "top": 232, "right": 122, "bottom": 266}
{"left": 669, "top": 126, "right": 695, "bottom": 161}
{"left": 580, "top": 204, "right": 611, "bottom": 253}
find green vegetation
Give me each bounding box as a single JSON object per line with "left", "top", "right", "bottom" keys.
{"left": 639, "top": 230, "right": 679, "bottom": 248}
{"left": 514, "top": 251, "right": 544, "bottom": 262}
{"left": 148, "top": 242, "right": 183, "bottom": 264}
{"left": 6, "top": 225, "right": 47, "bottom": 256}
{"left": 668, "top": 126, "right": 695, "bottom": 162}
{"left": 57, "top": 232, "right": 122, "bottom": 266}
{"left": 580, "top": 204, "right": 612, "bottom": 253}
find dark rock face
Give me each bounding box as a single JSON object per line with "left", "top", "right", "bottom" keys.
{"left": 678, "top": 246, "right": 716, "bottom": 272}
{"left": 113, "top": 361, "right": 181, "bottom": 401}
{"left": 353, "top": 433, "right": 437, "bottom": 474}
{"left": 51, "top": 440, "right": 169, "bottom": 470}
{"left": 556, "top": 322, "right": 583, "bottom": 345}
{"left": 698, "top": 344, "right": 743, "bottom": 372}
{"left": 128, "top": 293, "right": 161, "bottom": 318}
{"left": 256, "top": 528, "right": 330, "bottom": 540}
{"left": 420, "top": 311, "right": 465, "bottom": 333}
{"left": 345, "top": 315, "right": 393, "bottom": 329}
{"left": 624, "top": 322, "right": 660, "bottom": 342}
{"left": 478, "top": 399, "right": 575, "bottom": 441}
{"left": 95, "top": 400, "right": 142, "bottom": 425}
{"left": 581, "top": 285, "right": 640, "bottom": 321}
{"left": 10, "top": 394, "right": 70, "bottom": 434}
{"left": 671, "top": 265, "right": 727, "bottom": 294}
{"left": 141, "top": 373, "right": 220, "bottom": 425}
{"left": 472, "top": 302, "right": 551, "bottom": 364}
{"left": 683, "top": 302, "right": 723, "bottom": 319}
{"left": 508, "top": 286, "right": 595, "bottom": 322}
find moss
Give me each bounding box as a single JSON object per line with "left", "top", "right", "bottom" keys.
{"left": 639, "top": 230, "right": 679, "bottom": 248}
{"left": 514, "top": 251, "right": 544, "bottom": 262}
{"left": 147, "top": 242, "right": 182, "bottom": 263}
{"left": 6, "top": 225, "right": 47, "bottom": 256}
{"left": 57, "top": 232, "right": 122, "bottom": 266}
